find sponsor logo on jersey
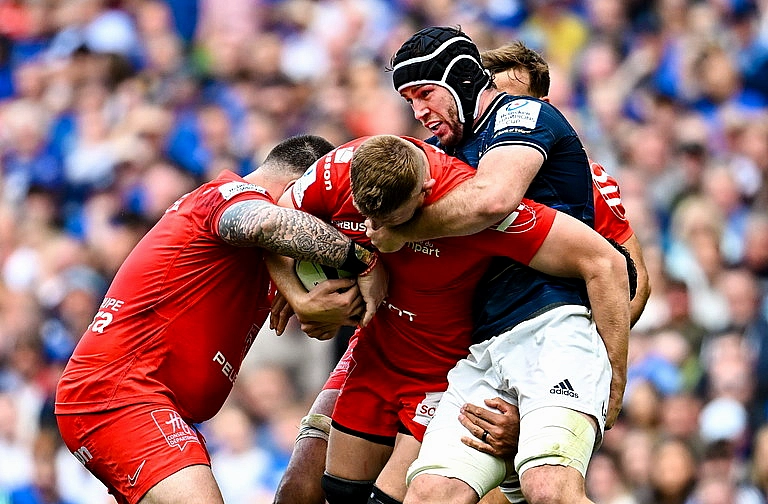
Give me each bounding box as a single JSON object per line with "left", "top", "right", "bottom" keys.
{"left": 494, "top": 99, "right": 541, "bottom": 132}
{"left": 491, "top": 202, "right": 537, "bottom": 233}
{"left": 590, "top": 162, "right": 626, "bottom": 221}
{"left": 332, "top": 220, "right": 367, "bottom": 232}
{"left": 213, "top": 351, "right": 238, "bottom": 384}
{"left": 413, "top": 391, "right": 443, "bottom": 426}
{"left": 406, "top": 240, "right": 441, "bottom": 257}
{"left": 292, "top": 162, "right": 318, "bottom": 207}
{"left": 550, "top": 379, "right": 579, "bottom": 398}
{"left": 72, "top": 446, "right": 93, "bottom": 465}
{"left": 218, "top": 181, "right": 267, "bottom": 201}
{"left": 151, "top": 409, "right": 200, "bottom": 451}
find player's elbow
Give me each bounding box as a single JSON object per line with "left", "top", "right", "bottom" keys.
{"left": 584, "top": 248, "right": 629, "bottom": 295}
{"left": 472, "top": 188, "right": 521, "bottom": 224}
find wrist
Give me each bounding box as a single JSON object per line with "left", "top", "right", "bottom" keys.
{"left": 341, "top": 241, "right": 376, "bottom": 275}
{"left": 358, "top": 251, "right": 379, "bottom": 277}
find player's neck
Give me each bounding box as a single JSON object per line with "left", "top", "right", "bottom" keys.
{"left": 475, "top": 88, "right": 501, "bottom": 126}
{"left": 243, "top": 170, "right": 289, "bottom": 202}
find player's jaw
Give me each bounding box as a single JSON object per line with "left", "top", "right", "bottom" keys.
{"left": 402, "top": 85, "right": 464, "bottom": 147}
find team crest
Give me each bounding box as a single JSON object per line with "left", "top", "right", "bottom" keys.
{"left": 151, "top": 409, "right": 200, "bottom": 451}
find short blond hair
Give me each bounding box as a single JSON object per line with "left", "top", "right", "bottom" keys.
{"left": 350, "top": 135, "right": 423, "bottom": 220}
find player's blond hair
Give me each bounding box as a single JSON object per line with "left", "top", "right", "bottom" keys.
{"left": 350, "top": 135, "right": 423, "bottom": 220}
{"left": 481, "top": 41, "right": 550, "bottom": 98}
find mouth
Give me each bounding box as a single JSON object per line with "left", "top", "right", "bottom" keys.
{"left": 425, "top": 120, "right": 442, "bottom": 133}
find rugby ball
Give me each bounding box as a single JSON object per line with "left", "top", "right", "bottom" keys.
{"left": 295, "top": 260, "right": 355, "bottom": 291}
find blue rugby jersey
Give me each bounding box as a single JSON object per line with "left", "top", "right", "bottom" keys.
{"left": 431, "top": 93, "right": 595, "bottom": 342}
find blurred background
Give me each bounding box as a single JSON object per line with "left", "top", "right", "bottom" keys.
{"left": 1, "top": 0, "right": 768, "bottom": 503}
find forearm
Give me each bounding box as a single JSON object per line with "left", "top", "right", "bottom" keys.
{"left": 623, "top": 234, "right": 651, "bottom": 327}
{"left": 584, "top": 255, "right": 631, "bottom": 389}
{"left": 220, "top": 200, "right": 374, "bottom": 271}
{"left": 400, "top": 179, "right": 517, "bottom": 240}
{"left": 396, "top": 146, "right": 540, "bottom": 241}
{"left": 265, "top": 253, "right": 306, "bottom": 308}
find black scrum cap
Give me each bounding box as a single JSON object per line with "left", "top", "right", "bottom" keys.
{"left": 392, "top": 27, "right": 491, "bottom": 127}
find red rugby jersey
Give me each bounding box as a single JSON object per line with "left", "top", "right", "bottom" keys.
{"left": 290, "top": 137, "right": 556, "bottom": 378}
{"left": 56, "top": 171, "right": 273, "bottom": 423}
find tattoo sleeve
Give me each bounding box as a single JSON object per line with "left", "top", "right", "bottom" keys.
{"left": 218, "top": 200, "right": 351, "bottom": 267}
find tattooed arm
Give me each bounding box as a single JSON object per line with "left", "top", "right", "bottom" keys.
{"left": 218, "top": 199, "right": 357, "bottom": 267}
{"left": 218, "top": 198, "right": 386, "bottom": 325}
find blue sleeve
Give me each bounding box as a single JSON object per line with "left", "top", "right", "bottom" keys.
{"left": 487, "top": 98, "right": 573, "bottom": 159}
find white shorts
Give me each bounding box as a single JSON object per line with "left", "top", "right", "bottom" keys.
{"left": 407, "top": 305, "right": 611, "bottom": 498}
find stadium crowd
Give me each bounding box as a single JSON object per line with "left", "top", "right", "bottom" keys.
{"left": 1, "top": 0, "right": 768, "bottom": 503}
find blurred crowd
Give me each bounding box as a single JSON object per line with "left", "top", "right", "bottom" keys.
{"left": 1, "top": 0, "right": 768, "bottom": 503}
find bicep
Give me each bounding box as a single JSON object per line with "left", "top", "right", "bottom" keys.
{"left": 477, "top": 145, "right": 543, "bottom": 208}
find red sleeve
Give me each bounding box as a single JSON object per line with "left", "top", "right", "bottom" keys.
{"left": 591, "top": 161, "right": 634, "bottom": 244}
{"left": 194, "top": 174, "right": 274, "bottom": 239}
{"left": 469, "top": 199, "right": 556, "bottom": 265}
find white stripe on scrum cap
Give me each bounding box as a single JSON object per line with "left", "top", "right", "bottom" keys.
{"left": 392, "top": 35, "right": 473, "bottom": 72}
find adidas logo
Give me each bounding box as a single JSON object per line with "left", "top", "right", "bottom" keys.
{"left": 550, "top": 379, "right": 579, "bottom": 398}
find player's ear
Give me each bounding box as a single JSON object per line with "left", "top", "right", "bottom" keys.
{"left": 422, "top": 178, "right": 436, "bottom": 196}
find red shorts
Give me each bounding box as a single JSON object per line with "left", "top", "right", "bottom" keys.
{"left": 56, "top": 403, "right": 211, "bottom": 504}
{"left": 331, "top": 337, "right": 447, "bottom": 443}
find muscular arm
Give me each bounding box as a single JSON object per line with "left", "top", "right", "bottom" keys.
{"left": 369, "top": 145, "right": 542, "bottom": 249}
{"left": 528, "top": 212, "right": 631, "bottom": 429}
{"left": 218, "top": 199, "right": 353, "bottom": 267}
{"left": 622, "top": 233, "right": 651, "bottom": 327}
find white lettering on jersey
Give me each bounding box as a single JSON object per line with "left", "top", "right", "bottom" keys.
{"left": 332, "top": 220, "right": 367, "bottom": 232}
{"left": 88, "top": 297, "right": 126, "bottom": 333}
{"left": 494, "top": 99, "right": 541, "bottom": 132}
{"left": 492, "top": 202, "right": 537, "bottom": 233}
{"left": 166, "top": 192, "right": 191, "bottom": 213}
{"left": 292, "top": 162, "right": 319, "bottom": 207}
{"left": 406, "top": 241, "right": 441, "bottom": 257}
{"left": 590, "top": 162, "right": 626, "bottom": 220}
{"left": 151, "top": 409, "right": 200, "bottom": 451}
{"left": 72, "top": 446, "right": 93, "bottom": 465}
{"left": 212, "top": 351, "right": 238, "bottom": 383}
{"left": 385, "top": 302, "right": 417, "bottom": 322}
{"left": 218, "top": 181, "right": 267, "bottom": 201}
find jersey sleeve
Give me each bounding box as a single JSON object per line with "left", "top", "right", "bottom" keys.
{"left": 470, "top": 199, "right": 556, "bottom": 265}
{"left": 198, "top": 178, "right": 274, "bottom": 239}
{"left": 289, "top": 159, "right": 331, "bottom": 217}
{"left": 485, "top": 98, "right": 571, "bottom": 160}
{"left": 590, "top": 161, "right": 634, "bottom": 244}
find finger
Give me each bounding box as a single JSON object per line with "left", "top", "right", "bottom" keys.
{"left": 458, "top": 409, "right": 491, "bottom": 433}
{"left": 461, "top": 403, "right": 503, "bottom": 425}
{"left": 315, "top": 278, "right": 357, "bottom": 294}
{"left": 360, "top": 299, "right": 379, "bottom": 327}
{"left": 484, "top": 397, "right": 515, "bottom": 413}
{"left": 274, "top": 304, "right": 293, "bottom": 335}
{"left": 460, "top": 436, "right": 499, "bottom": 456}
{"left": 349, "top": 294, "right": 365, "bottom": 317}
{"left": 458, "top": 412, "right": 491, "bottom": 439}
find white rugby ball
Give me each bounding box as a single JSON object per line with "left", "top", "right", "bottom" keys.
{"left": 295, "top": 260, "right": 355, "bottom": 291}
